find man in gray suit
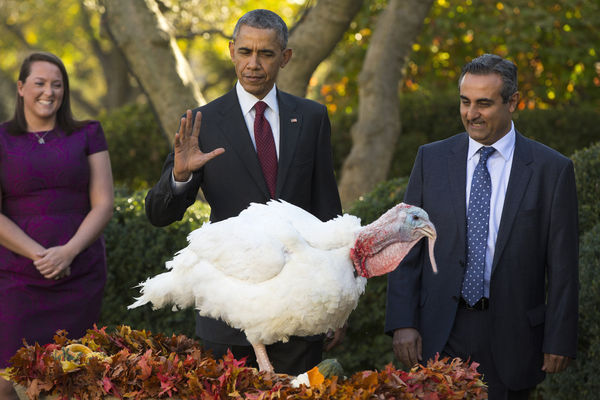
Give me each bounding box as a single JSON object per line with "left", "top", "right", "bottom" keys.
{"left": 385, "top": 54, "right": 578, "bottom": 399}
{"left": 145, "top": 9, "right": 342, "bottom": 375}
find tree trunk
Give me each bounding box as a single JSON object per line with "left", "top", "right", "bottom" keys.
{"left": 338, "top": 0, "right": 434, "bottom": 208}
{"left": 103, "top": 0, "right": 205, "bottom": 140}
{"left": 78, "top": 0, "right": 138, "bottom": 110}
{"left": 277, "top": 0, "right": 364, "bottom": 97}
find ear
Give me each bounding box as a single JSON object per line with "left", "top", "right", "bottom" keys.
{"left": 508, "top": 91, "right": 519, "bottom": 112}
{"left": 17, "top": 80, "right": 24, "bottom": 97}
{"left": 229, "top": 41, "right": 235, "bottom": 61}
{"left": 280, "top": 48, "right": 292, "bottom": 69}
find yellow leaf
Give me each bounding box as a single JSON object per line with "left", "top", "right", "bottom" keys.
{"left": 306, "top": 366, "right": 325, "bottom": 387}
{"left": 60, "top": 360, "right": 81, "bottom": 373}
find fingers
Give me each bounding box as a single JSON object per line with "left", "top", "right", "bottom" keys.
{"left": 33, "top": 248, "right": 73, "bottom": 280}
{"left": 191, "top": 111, "right": 202, "bottom": 138}
{"left": 392, "top": 328, "right": 422, "bottom": 368}
{"left": 174, "top": 110, "right": 193, "bottom": 147}
{"left": 542, "top": 354, "right": 571, "bottom": 373}
{"left": 205, "top": 147, "right": 226, "bottom": 161}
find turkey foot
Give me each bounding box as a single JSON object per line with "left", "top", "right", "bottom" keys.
{"left": 251, "top": 342, "right": 274, "bottom": 372}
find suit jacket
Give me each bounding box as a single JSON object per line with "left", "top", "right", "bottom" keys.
{"left": 385, "top": 131, "right": 579, "bottom": 390}
{"left": 146, "top": 88, "right": 342, "bottom": 345}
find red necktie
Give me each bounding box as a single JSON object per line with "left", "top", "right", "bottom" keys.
{"left": 253, "top": 101, "right": 278, "bottom": 198}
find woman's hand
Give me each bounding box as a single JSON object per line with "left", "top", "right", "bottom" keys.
{"left": 34, "top": 246, "right": 75, "bottom": 280}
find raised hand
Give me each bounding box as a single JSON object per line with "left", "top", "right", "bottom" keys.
{"left": 173, "top": 110, "right": 225, "bottom": 181}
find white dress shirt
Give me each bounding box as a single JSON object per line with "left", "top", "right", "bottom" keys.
{"left": 172, "top": 82, "right": 280, "bottom": 192}
{"left": 466, "top": 121, "right": 515, "bottom": 297}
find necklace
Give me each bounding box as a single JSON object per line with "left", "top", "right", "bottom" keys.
{"left": 33, "top": 129, "right": 52, "bottom": 144}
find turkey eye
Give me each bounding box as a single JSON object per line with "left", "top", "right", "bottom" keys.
{"left": 413, "top": 216, "right": 419, "bottom": 221}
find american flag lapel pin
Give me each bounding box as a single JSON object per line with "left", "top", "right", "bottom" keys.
{"left": 290, "top": 118, "right": 298, "bottom": 123}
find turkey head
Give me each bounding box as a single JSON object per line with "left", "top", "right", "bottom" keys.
{"left": 350, "top": 203, "right": 437, "bottom": 278}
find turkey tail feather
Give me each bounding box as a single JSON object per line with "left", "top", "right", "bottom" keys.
{"left": 128, "top": 270, "right": 195, "bottom": 310}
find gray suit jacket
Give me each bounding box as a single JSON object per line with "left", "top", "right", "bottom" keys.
{"left": 385, "top": 131, "right": 579, "bottom": 389}
{"left": 145, "top": 88, "right": 342, "bottom": 345}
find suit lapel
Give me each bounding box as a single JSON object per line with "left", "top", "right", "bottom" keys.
{"left": 492, "top": 131, "right": 533, "bottom": 273}
{"left": 275, "top": 90, "right": 301, "bottom": 198}
{"left": 448, "top": 134, "right": 469, "bottom": 249}
{"left": 216, "top": 89, "right": 270, "bottom": 197}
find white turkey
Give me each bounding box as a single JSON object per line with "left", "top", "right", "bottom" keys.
{"left": 129, "top": 200, "right": 437, "bottom": 372}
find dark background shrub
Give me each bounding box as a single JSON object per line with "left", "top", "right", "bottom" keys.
{"left": 572, "top": 142, "right": 600, "bottom": 234}
{"left": 98, "top": 103, "right": 170, "bottom": 190}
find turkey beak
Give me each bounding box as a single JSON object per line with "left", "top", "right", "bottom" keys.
{"left": 418, "top": 222, "right": 437, "bottom": 274}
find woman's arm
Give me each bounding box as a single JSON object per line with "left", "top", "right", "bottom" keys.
{"left": 0, "top": 188, "right": 46, "bottom": 261}
{"left": 34, "top": 150, "right": 114, "bottom": 279}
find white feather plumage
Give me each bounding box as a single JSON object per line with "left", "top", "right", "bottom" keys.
{"left": 129, "top": 200, "right": 366, "bottom": 345}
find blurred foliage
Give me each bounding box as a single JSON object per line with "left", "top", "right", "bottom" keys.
{"left": 309, "top": 0, "right": 600, "bottom": 173}
{"left": 571, "top": 142, "right": 600, "bottom": 234}
{"left": 98, "top": 102, "right": 170, "bottom": 190}
{"left": 0, "top": 0, "right": 306, "bottom": 117}
{"left": 99, "top": 190, "right": 210, "bottom": 338}
{"left": 310, "top": 0, "right": 600, "bottom": 115}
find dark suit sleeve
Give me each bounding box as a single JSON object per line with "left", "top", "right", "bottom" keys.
{"left": 310, "top": 108, "right": 342, "bottom": 220}
{"left": 145, "top": 152, "right": 203, "bottom": 227}
{"left": 543, "top": 159, "right": 579, "bottom": 357}
{"left": 385, "top": 146, "right": 425, "bottom": 333}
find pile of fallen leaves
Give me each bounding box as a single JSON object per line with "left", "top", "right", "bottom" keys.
{"left": 4, "top": 326, "right": 487, "bottom": 399}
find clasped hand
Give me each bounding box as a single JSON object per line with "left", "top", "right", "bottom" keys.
{"left": 173, "top": 110, "right": 225, "bottom": 181}
{"left": 34, "top": 246, "right": 75, "bottom": 280}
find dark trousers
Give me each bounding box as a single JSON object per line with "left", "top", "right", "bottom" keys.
{"left": 202, "top": 336, "right": 323, "bottom": 376}
{"left": 442, "top": 304, "right": 532, "bottom": 400}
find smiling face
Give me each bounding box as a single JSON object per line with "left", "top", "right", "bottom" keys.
{"left": 229, "top": 25, "right": 292, "bottom": 99}
{"left": 17, "top": 61, "right": 64, "bottom": 131}
{"left": 459, "top": 72, "right": 519, "bottom": 145}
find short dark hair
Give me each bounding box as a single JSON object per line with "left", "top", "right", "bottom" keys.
{"left": 232, "top": 9, "right": 288, "bottom": 49}
{"left": 459, "top": 54, "right": 518, "bottom": 103}
{"left": 6, "top": 51, "right": 84, "bottom": 135}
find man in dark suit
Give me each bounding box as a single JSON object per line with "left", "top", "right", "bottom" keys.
{"left": 385, "top": 54, "right": 578, "bottom": 399}
{"left": 145, "top": 9, "right": 342, "bottom": 375}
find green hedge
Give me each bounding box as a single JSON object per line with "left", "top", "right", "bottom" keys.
{"left": 98, "top": 190, "right": 209, "bottom": 338}
{"left": 572, "top": 142, "right": 600, "bottom": 234}
{"left": 98, "top": 103, "right": 170, "bottom": 190}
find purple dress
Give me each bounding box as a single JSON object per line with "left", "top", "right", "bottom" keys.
{"left": 0, "top": 121, "right": 108, "bottom": 367}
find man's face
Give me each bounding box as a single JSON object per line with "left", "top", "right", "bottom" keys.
{"left": 229, "top": 25, "right": 292, "bottom": 99}
{"left": 459, "top": 72, "right": 518, "bottom": 145}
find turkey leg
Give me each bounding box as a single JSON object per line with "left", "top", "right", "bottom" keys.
{"left": 251, "top": 342, "right": 274, "bottom": 372}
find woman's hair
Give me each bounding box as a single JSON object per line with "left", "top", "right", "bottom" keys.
{"left": 5, "top": 51, "right": 86, "bottom": 135}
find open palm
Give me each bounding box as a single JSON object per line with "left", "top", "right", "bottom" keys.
{"left": 173, "top": 110, "right": 225, "bottom": 181}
